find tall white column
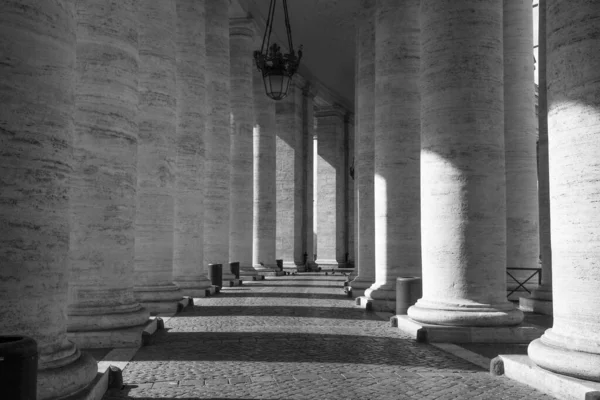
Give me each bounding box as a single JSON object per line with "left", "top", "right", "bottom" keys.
{"left": 364, "top": 0, "right": 421, "bottom": 312}
{"left": 172, "top": 0, "right": 212, "bottom": 297}
{"left": 276, "top": 81, "right": 305, "bottom": 271}
{"left": 526, "top": 0, "right": 553, "bottom": 312}
{"left": 229, "top": 18, "right": 255, "bottom": 274}
{"left": 303, "top": 88, "right": 317, "bottom": 268}
{"left": 204, "top": 0, "right": 235, "bottom": 282}
{"left": 314, "top": 106, "right": 347, "bottom": 269}
{"left": 346, "top": 115, "right": 355, "bottom": 267}
{"left": 134, "top": 0, "right": 183, "bottom": 314}
{"left": 408, "top": 0, "right": 523, "bottom": 326}
{"left": 528, "top": 0, "right": 600, "bottom": 382}
{"left": 350, "top": 0, "right": 376, "bottom": 297}
{"left": 252, "top": 67, "right": 278, "bottom": 272}
{"left": 504, "top": 0, "right": 539, "bottom": 297}
{"left": 0, "top": 1, "right": 97, "bottom": 398}
{"left": 68, "top": 0, "right": 149, "bottom": 347}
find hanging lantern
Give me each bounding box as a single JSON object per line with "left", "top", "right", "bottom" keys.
{"left": 254, "top": 0, "right": 303, "bottom": 101}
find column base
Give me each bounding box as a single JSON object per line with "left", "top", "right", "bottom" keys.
{"left": 349, "top": 276, "right": 375, "bottom": 299}
{"left": 492, "top": 354, "right": 600, "bottom": 400}
{"left": 134, "top": 284, "right": 183, "bottom": 315}
{"left": 38, "top": 347, "right": 97, "bottom": 400}
{"left": 239, "top": 267, "right": 266, "bottom": 281}
{"left": 355, "top": 295, "right": 394, "bottom": 312}
{"left": 392, "top": 315, "right": 544, "bottom": 343}
{"left": 528, "top": 331, "right": 600, "bottom": 383}
{"left": 364, "top": 284, "right": 396, "bottom": 312}
{"left": 173, "top": 278, "right": 213, "bottom": 298}
{"left": 315, "top": 259, "right": 345, "bottom": 269}
{"left": 519, "top": 297, "right": 553, "bottom": 315}
{"left": 282, "top": 260, "right": 299, "bottom": 274}
{"left": 408, "top": 299, "right": 524, "bottom": 326}
{"left": 68, "top": 322, "right": 150, "bottom": 349}
{"left": 252, "top": 264, "right": 286, "bottom": 276}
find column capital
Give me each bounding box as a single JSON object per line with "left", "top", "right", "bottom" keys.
{"left": 230, "top": 17, "right": 255, "bottom": 38}
{"left": 314, "top": 104, "right": 348, "bottom": 120}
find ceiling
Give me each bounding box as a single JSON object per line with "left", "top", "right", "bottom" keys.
{"left": 233, "top": 0, "right": 360, "bottom": 109}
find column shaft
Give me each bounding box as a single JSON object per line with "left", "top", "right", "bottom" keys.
{"left": 346, "top": 115, "right": 355, "bottom": 267}
{"left": 204, "top": 0, "right": 235, "bottom": 281}
{"left": 252, "top": 68, "right": 278, "bottom": 271}
{"left": 229, "top": 19, "right": 255, "bottom": 272}
{"left": 0, "top": 1, "right": 96, "bottom": 398}
{"left": 529, "top": 0, "right": 553, "bottom": 304}
{"left": 304, "top": 90, "right": 316, "bottom": 268}
{"left": 528, "top": 0, "right": 600, "bottom": 382}
{"left": 408, "top": 0, "right": 523, "bottom": 326}
{"left": 276, "top": 83, "right": 305, "bottom": 271}
{"left": 364, "top": 0, "right": 421, "bottom": 311}
{"left": 134, "top": 0, "right": 182, "bottom": 313}
{"left": 68, "top": 0, "right": 149, "bottom": 347}
{"left": 173, "top": 0, "right": 212, "bottom": 296}
{"left": 504, "top": 0, "right": 539, "bottom": 296}
{"left": 350, "top": 0, "right": 376, "bottom": 296}
{"left": 314, "top": 108, "right": 346, "bottom": 268}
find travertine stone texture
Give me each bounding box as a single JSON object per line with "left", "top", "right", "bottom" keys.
{"left": 173, "top": 0, "right": 212, "bottom": 297}
{"left": 229, "top": 19, "right": 255, "bottom": 273}
{"left": 350, "top": 0, "right": 376, "bottom": 296}
{"left": 204, "top": 0, "right": 235, "bottom": 281}
{"left": 68, "top": 0, "right": 149, "bottom": 347}
{"left": 364, "top": 0, "right": 421, "bottom": 312}
{"left": 408, "top": 0, "right": 523, "bottom": 326}
{"left": 134, "top": 0, "right": 183, "bottom": 313}
{"left": 252, "top": 67, "right": 278, "bottom": 271}
{"left": 276, "top": 83, "right": 305, "bottom": 269}
{"left": 528, "top": 0, "right": 600, "bottom": 382}
{"left": 0, "top": 2, "right": 96, "bottom": 398}
{"left": 504, "top": 0, "right": 539, "bottom": 294}
{"left": 530, "top": 0, "right": 552, "bottom": 304}
{"left": 314, "top": 107, "right": 347, "bottom": 268}
{"left": 304, "top": 90, "right": 317, "bottom": 266}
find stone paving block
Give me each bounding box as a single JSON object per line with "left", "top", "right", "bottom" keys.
{"left": 293, "top": 373, "right": 321, "bottom": 381}
{"left": 204, "top": 378, "right": 229, "bottom": 385}
{"left": 178, "top": 379, "right": 204, "bottom": 386}
{"left": 151, "top": 381, "right": 178, "bottom": 388}
{"left": 229, "top": 376, "right": 252, "bottom": 384}
{"left": 251, "top": 375, "right": 276, "bottom": 382}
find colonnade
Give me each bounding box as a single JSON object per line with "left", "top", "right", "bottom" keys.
{"left": 350, "top": 0, "right": 600, "bottom": 387}
{"left": 0, "top": 0, "right": 346, "bottom": 398}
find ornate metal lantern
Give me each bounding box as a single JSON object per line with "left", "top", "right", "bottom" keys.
{"left": 253, "top": 0, "right": 303, "bottom": 100}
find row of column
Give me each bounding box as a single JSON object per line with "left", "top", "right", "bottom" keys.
{"left": 0, "top": 1, "right": 322, "bottom": 398}
{"left": 351, "top": 0, "right": 600, "bottom": 384}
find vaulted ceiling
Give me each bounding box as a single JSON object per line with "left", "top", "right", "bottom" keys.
{"left": 234, "top": 0, "right": 360, "bottom": 109}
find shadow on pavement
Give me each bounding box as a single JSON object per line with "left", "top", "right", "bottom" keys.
{"left": 175, "top": 305, "right": 378, "bottom": 319}
{"left": 215, "top": 292, "right": 348, "bottom": 300}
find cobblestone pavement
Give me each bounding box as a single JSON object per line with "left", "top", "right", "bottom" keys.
{"left": 103, "top": 274, "right": 553, "bottom": 400}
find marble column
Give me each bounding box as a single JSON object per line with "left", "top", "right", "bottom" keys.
{"left": 524, "top": 0, "right": 552, "bottom": 313}
{"left": 314, "top": 106, "right": 347, "bottom": 269}
{"left": 252, "top": 67, "right": 278, "bottom": 272}
{"left": 276, "top": 81, "right": 305, "bottom": 271}
{"left": 172, "top": 0, "right": 212, "bottom": 297}
{"left": 303, "top": 88, "right": 317, "bottom": 268}
{"left": 504, "top": 0, "right": 539, "bottom": 298}
{"left": 134, "top": 0, "right": 183, "bottom": 313}
{"left": 350, "top": 0, "right": 376, "bottom": 297}
{"left": 68, "top": 0, "right": 149, "bottom": 348}
{"left": 204, "top": 0, "right": 235, "bottom": 282}
{"left": 229, "top": 18, "right": 255, "bottom": 275}
{"left": 528, "top": 0, "right": 600, "bottom": 382}
{"left": 408, "top": 0, "right": 524, "bottom": 326}
{"left": 346, "top": 115, "right": 355, "bottom": 267}
{"left": 0, "top": 1, "right": 97, "bottom": 398}
{"left": 363, "top": 0, "right": 421, "bottom": 312}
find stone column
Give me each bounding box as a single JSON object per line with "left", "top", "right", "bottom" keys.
{"left": 68, "top": 0, "right": 149, "bottom": 348}
{"left": 504, "top": 0, "right": 539, "bottom": 299}
{"left": 350, "top": 0, "right": 376, "bottom": 297}
{"left": 363, "top": 0, "right": 421, "bottom": 312}
{"left": 204, "top": 0, "right": 236, "bottom": 282}
{"left": 523, "top": 0, "right": 552, "bottom": 314}
{"left": 252, "top": 67, "right": 278, "bottom": 272}
{"left": 408, "top": 0, "right": 524, "bottom": 326}
{"left": 276, "top": 81, "right": 305, "bottom": 272}
{"left": 528, "top": 0, "right": 600, "bottom": 382}
{"left": 303, "top": 88, "right": 317, "bottom": 268}
{"left": 346, "top": 114, "right": 355, "bottom": 267}
{"left": 229, "top": 18, "right": 256, "bottom": 275}
{"left": 134, "top": 0, "right": 183, "bottom": 314}
{"left": 0, "top": 2, "right": 97, "bottom": 398}
{"left": 172, "top": 0, "right": 212, "bottom": 297}
{"left": 314, "top": 106, "right": 347, "bottom": 269}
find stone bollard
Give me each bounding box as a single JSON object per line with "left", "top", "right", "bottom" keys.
{"left": 396, "top": 277, "right": 422, "bottom": 315}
